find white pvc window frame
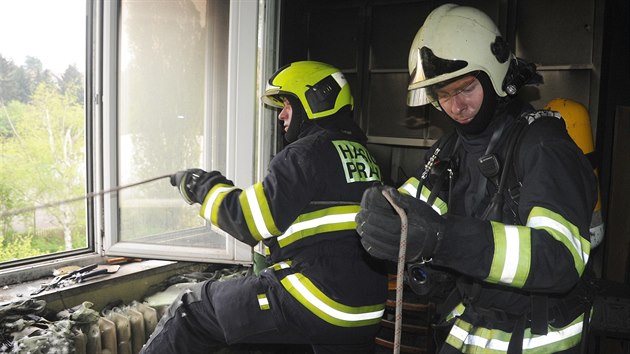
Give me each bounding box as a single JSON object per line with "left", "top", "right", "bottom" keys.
{"left": 99, "top": 0, "right": 276, "bottom": 264}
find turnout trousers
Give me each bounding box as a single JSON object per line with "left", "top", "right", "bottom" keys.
{"left": 140, "top": 268, "right": 380, "bottom": 354}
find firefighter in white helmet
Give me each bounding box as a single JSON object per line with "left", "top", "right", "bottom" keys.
{"left": 141, "top": 61, "right": 388, "bottom": 354}
{"left": 356, "top": 4, "right": 597, "bottom": 353}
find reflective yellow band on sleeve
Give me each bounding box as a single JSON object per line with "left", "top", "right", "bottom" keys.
{"left": 239, "top": 182, "right": 281, "bottom": 241}
{"left": 526, "top": 206, "right": 590, "bottom": 274}
{"left": 200, "top": 183, "right": 238, "bottom": 225}
{"left": 487, "top": 222, "right": 531, "bottom": 288}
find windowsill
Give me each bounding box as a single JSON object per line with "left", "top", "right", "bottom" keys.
{"left": 0, "top": 259, "right": 210, "bottom": 312}
{"left": 0, "top": 253, "right": 106, "bottom": 287}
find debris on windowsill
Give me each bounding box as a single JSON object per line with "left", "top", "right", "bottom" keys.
{"left": 0, "top": 260, "right": 180, "bottom": 306}
{"left": 30, "top": 264, "right": 122, "bottom": 296}
{"left": 105, "top": 257, "right": 144, "bottom": 265}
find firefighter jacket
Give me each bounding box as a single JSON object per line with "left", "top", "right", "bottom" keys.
{"left": 399, "top": 99, "right": 598, "bottom": 353}
{"left": 197, "top": 119, "right": 388, "bottom": 328}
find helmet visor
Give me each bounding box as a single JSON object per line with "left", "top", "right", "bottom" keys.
{"left": 408, "top": 71, "right": 480, "bottom": 107}
{"left": 407, "top": 47, "right": 469, "bottom": 106}
{"left": 262, "top": 93, "right": 284, "bottom": 108}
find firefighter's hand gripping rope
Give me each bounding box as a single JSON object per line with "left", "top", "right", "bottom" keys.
{"left": 356, "top": 185, "right": 446, "bottom": 353}
{"left": 356, "top": 185, "right": 444, "bottom": 263}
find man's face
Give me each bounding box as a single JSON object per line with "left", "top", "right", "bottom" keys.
{"left": 278, "top": 97, "right": 293, "bottom": 133}
{"left": 436, "top": 74, "right": 484, "bottom": 125}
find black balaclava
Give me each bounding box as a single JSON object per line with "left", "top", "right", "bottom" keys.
{"left": 443, "top": 71, "right": 499, "bottom": 135}
{"left": 283, "top": 96, "right": 312, "bottom": 143}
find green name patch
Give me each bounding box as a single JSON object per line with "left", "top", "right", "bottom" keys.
{"left": 333, "top": 140, "right": 381, "bottom": 183}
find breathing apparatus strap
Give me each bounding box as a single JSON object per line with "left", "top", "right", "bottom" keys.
{"left": 478, "top": 118, "right": 528, "bottom": 221}
{"left": 471, "top": 117, "right": 507, "bottom": 218}
{"left": 482, "top": 110, "right": 564, "bottom": 223}
{"left": 530, "top": 294, "right": 549, "bottom": 335}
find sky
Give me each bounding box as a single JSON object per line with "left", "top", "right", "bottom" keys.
{"left": 0, "top": 0, "right": 86, "bottom": 75}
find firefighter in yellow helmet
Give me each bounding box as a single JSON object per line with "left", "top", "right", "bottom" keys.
{"left": 356, "top": 4, "right": 598, "bottom": 353}
{"left": 141, "top": 61, "right": 388, "bottom": 353}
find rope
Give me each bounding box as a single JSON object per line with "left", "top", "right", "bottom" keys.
{"left": 0, "top": 174, "right": 173, "bottom": 218}
{"left": 382, "top": 189, "right": 408, "bottom": 354}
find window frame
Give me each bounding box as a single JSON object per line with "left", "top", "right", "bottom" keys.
{"left": 100, "top": 0, "right": 274, "bottom": 264}
{"left": 0, "top": 0, "right": 98, "bottom": 277}
{"left": 0, "top": 0, "right": 279, "bottom": 284}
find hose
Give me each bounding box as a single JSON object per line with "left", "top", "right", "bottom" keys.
{"left": 382, "top": 189, "right": 408, "bottom": 354}
{"left": 0, "top": 174, "right": 173, "bottom": 218}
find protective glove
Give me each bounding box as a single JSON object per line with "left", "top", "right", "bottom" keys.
{"left": 356, "top": 185, "right": 445, "bottom": 262}
{"left": 170, "top": 168, "right": 233, "bottom": 205}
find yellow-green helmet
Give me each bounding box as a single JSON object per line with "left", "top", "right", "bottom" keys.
{"left": 407, "top": 4, "right": 514, "bottom": 107}
{"left": 262, "top": 61, "right": 353, "bottom": 119}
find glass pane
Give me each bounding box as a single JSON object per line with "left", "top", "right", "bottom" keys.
{"left": 0, "top": 0, "right": 87, "bottom": 264}
{"left": 118, "top": 0, "right": 226, "bottom": 250}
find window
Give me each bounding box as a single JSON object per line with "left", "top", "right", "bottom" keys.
{"left": 111, "top": 0, "right": 230, "bottom": 256}
{"left": 0, "top": 0, "right": 89, "bottom": 266}
{"left": 1, "top": 0, "right": 278, "bottom": 271}
{"left": 102, "top": 0, "right": 272, "bottom": 263}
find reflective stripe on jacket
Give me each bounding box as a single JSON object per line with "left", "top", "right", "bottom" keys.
{"left": 198, "top": 124, "right": 387, "bottom": 327}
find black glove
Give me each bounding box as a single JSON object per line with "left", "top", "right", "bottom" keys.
{"left": 356, "top": 185, "right": 445, "bottom": 262}
{"left": 170, "top": 169, "right": 233, "bottom": 205}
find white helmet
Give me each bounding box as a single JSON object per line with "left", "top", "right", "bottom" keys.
{"left": 407, "top": 3, "right": 514, "bottom": 107}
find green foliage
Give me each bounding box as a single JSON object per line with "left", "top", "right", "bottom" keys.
{"left": 0, "top": 233, "right": 40, "bottom": 262}
{"left": 28, "top": 227, "right": 87, "bottom": 252}
{"left": 28, "top": 229, "right": 66, "bottom": 253}
{"left": 60, "top": 65, "right": 84, "bottom": 105}
{"left": 0, "top": 54, "right": 25, "bottom": 104}
{"left": 0, "top": 224, "right": 87, "bottom": 263}
{"left": 1, "top": 54, "right": 86, "bottom": 263}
